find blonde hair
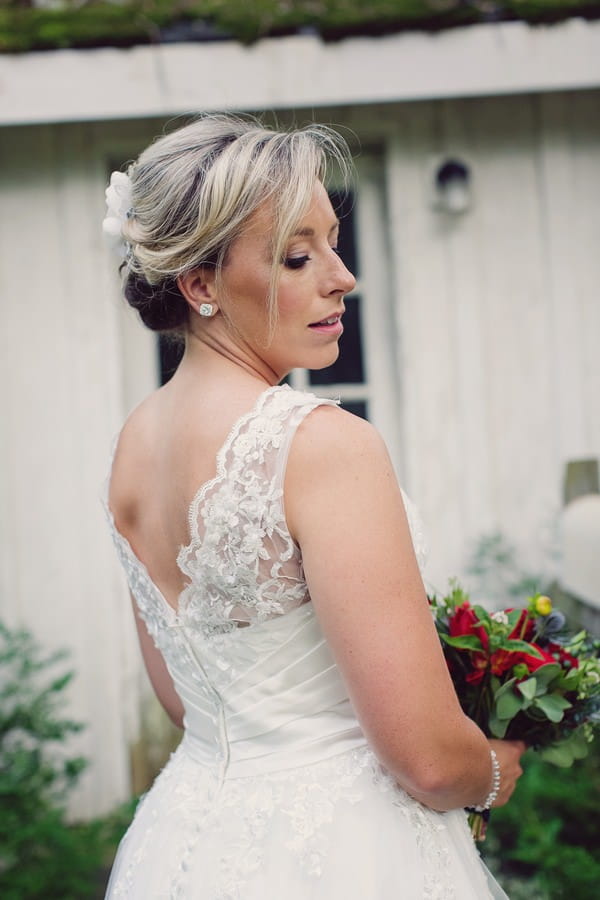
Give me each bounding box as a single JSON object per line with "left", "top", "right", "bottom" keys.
{"left": 121, "top": 113, "right": 352, "bottom": 333}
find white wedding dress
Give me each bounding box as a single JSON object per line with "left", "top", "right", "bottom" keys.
{"left": 104, "top": 384, "right": 507, "bottom": 899}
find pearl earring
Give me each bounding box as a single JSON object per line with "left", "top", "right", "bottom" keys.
{"left": 198, "top": 303, "right": 216, "bottom": 317}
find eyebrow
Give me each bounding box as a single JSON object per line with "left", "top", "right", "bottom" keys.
{"left": 293, "top": 219, "right": 340, "bottom": 238}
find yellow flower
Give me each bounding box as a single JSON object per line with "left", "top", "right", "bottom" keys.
{"left": 535, "top": 595, "right": 553, "bottom": 616}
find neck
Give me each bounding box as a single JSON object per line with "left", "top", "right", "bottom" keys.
{"left": 176, "top": 320, "right": 282, "bottom": 388}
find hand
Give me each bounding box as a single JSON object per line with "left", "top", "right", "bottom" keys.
{"left": 487, "top": 739, "right": 526, "bottom": 808}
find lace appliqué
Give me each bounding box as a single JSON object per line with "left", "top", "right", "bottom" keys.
{"left": 280, "top": 747, "right": 368, "bottom": 879}
{"left": 104, "top": 505, "right": 173, "bottom": 652}
{"left": 176, "top": 387, "right": 336, "bottom": 639}
{"left": 108, "top": 748, "right": 223, "bottom": 899}
{"left": 109, "top": 744, "right": 459, "bottom": 900}
{"left": 120, "top": 746, "right": 371, "bottom": 899}
{"left": 373, "top": 764, "right": 456, "bottom": 900}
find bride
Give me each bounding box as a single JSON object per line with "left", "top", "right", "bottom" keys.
{"left": 103, "top": 113, "right": 524, "bottom": 898}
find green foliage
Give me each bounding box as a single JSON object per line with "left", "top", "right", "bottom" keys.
{"left": 0, "top": 0, "right": 599, "bottom": 54}
{"left": 0, "top": 621, "right": 106, "bottom": 899}
{"left": 466, "top": 534, "right": 600, "bottom": 897}
{"left": 482, "top": 745, "right": 600, "bottom": 899}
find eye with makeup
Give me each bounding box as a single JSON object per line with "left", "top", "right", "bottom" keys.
{"left": 283, "top": 254, "right": 311, "bottom": 270}
{"left": 283, "top": 245, "right": 341, "bottom": 270}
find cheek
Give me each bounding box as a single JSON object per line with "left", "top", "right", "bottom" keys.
{"left": 276, "top": 281, "right": 304, "bottom": 321}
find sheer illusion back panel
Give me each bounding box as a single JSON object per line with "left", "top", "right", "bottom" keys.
{"left": 175, "top": 386, "right": 338, "bottom": 632}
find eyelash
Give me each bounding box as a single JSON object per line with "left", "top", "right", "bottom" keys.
{"left": 283, "top": 247, "right": 340, "bottom": 270}
{"left": 284, "top": 255, "right": 310, "bottom": 270}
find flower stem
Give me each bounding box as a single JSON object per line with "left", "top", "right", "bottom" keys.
{"left": 467, "top": 809, "right": 490, "bottom": 842}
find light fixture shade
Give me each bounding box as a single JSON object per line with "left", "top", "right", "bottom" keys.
{"left": 434, "top": 158, "right": 471, "bottom": 214}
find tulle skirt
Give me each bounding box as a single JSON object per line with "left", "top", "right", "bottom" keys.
{"left": 106, "top": 743, "right": 508, "bottom": 900}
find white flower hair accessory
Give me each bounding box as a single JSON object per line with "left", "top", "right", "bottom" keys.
{"left": 102, "top": 170, "right": 134, "bottom": 259}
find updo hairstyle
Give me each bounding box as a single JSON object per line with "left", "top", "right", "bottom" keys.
{"left": 120, "top": 114, "right": 352, "bottom": 333}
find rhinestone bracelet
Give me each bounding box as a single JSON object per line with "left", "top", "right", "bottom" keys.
{"left": 472, "top": 748, "right": 501, "bottom": 812}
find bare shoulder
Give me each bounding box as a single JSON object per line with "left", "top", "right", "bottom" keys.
{"left": 285, "top": 404, "right": 397, "bottom": 542}
{"left": 289, "top": 403, "right": 389, "bottom": 473}
{"left": 108, "top": 393, "right": 162, "bottom": 517}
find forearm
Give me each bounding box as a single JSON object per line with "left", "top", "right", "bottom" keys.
{"left": 384, "top": 716, "right": 494, "bottom": 813}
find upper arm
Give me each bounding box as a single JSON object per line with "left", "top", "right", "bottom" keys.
{"left": 131, "top": 594, "right": 185, "bottom": 730}
{"left": 285, "top": 407, "right": 471, "bottom": 789}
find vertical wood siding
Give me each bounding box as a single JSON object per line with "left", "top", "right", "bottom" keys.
{"left": 387, "top": 90, "right": 600, "bottom": 593}
{"left": 0, "top": 121, "right": 157, "bottom": 818}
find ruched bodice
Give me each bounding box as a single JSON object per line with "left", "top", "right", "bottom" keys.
{"left": 103, "top": 386, "right": 506, "bottom": 900}
{"left": 177, "top": 604, "right": 366, "bottom": 779}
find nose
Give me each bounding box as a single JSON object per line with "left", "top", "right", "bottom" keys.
{"left": 329, "top": 253, "right": 356, "bottom": 295}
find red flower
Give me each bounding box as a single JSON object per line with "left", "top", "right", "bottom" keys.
{"left": 517, "top": 643, "right": 557, "bottom": 673}
{"left": 446, "top": 602, "right": 565, "bottom": 684}
{"left": 489, "top": 649, "right": 520, "bottom": 677}
{"left": 507, "top": 609, "right": 535, "bottom": 642}
{"left": 466, "top": 656, "right": 489, "bottom": 684}
{"left": 449, "top": 602, "right": 489, "bottom": 651}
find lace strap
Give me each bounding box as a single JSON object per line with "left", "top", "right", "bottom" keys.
{"left": 264, "top": 388, "right": 339, "bottom": 495}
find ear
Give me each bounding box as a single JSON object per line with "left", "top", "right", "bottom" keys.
{"left": 177, "top": 267, "right": 218, "bottom": 316}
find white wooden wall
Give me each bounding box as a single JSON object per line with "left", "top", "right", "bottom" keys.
{"left": 385, "top": 91, "right": 600, "bottom": 594}
{"left": 1, "top": 91, "right": 598, "bottom": 816}
{"left": 0, "top": 120, "right": 159, "bottom": 818}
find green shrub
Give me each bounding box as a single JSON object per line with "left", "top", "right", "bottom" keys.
{"left": 482, "top": 744, "right": 600, "bottom": 899}
{"left": 1, "top": 1, "right": 599, "bottom": 54}
{"left": 0, "top": 621, "right": 106, "bottom": 899}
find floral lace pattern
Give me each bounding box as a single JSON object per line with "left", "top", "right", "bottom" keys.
{"left": 176, "top": 387, "right": 337, "bottom": 637}
{"left": 108, "top": 743, "right": 465, "bottom": 900}
{"left": 374, "top": 767, "right": 456, "bottom": 900}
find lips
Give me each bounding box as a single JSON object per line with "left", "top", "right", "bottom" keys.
{"left": 308, "top": 314, "right": 342, "bottom": 328}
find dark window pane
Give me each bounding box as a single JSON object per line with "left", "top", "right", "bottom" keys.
{"left": 158, "top": 334, "right": 184, "bottom": 385}
{"left": 328, "top": 190, "right": 358, "bottom": 278}
{"left": 309, "top": 295, "right": 364, "bottom": 385}
{"left": 341, "top": 400, "right": 368, "bottom": 420}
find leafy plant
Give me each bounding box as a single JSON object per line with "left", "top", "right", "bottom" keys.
{"left": 1, "top": 1, "right": 599, "bottom": 54}
{"left": 0, "top": 620, "right": 106, "bottom": 899}
{"left": 482, "top": 744, "right": 600, "bottom": 899}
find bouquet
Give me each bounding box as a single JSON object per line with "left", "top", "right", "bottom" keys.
{"left": 429, "top": 581, "right": 600, "bottom": 840}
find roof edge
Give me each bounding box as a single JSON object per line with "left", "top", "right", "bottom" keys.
{"left": 2, "top": 18, "right": 599, "bottom": 128}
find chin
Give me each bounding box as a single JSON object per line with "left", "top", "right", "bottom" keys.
{"left": 308, "top": 345, "right": 341, "bottom": 372}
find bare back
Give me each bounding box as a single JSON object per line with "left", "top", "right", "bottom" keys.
{"left": 108, "top": 377, "right": 270, "bottom": 612}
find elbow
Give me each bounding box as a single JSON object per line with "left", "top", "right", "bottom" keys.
{"left": 375, "top": 726, "right": 488, "bottom": 809}
{"left": 377, "top": 743, "right": 457, "bottom": 797}
{"left": 388, "top": 755, "right": 470, "bottom": 812}
{"left": 404, "top": 758, "right": 457, "bottom": 798}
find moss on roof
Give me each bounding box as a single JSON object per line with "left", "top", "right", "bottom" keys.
{"left": 1, "top": 1, "right": 599, "bottom": 54}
